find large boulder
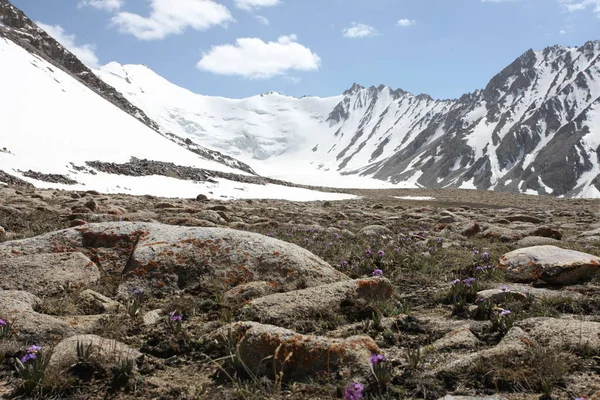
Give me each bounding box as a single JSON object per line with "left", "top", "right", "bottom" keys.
{"left": 208, "top": 321, "right": 380, "bottom": 380}
{"left": 0, "top": 222, "right": 347, "bottom": 295}
{"left": 240, "top": 278, "right": 394, "bottom": 330}
{"left": 497, "top": 245, "right": 600, "bottom": 285}
{"left": 0, "top": 252, "right": 99, "bottom": 295}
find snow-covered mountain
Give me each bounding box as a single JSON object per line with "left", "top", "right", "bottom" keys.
{"left": 0, "top": 0, "right": 355, "bottom": 201}
{"left": 97, "top": 44, "right": 600, "bottom": 198}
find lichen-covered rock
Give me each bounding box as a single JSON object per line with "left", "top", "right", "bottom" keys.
{"left": 240, "top": 278, "right": 394, "bottom": 329}
{"left": 0, "top": 290, "right": 75, "bottom": 338}
{"left": 78, "top": 289, "right": 123, "bottom": 313}
{"left": 209, "top": 321, "right": 380, "bottom": 380}
{"left": 0, "top": 252, "right": 99, "bottom": 295}
{"left": 476, "top": 284, "right": 582, "bottom": 303}
{"left": 497, "top": 245, "right": 600, "bottom": 284}
{"left": 358, "top": 225, "right": 392, "bottom": 237}
{"left": 0, "top": 222, "right": 347, "bottom": 295}
{"left": 49, "top": 334, "right": 141, "bottom": 368}
{"left": 429, "top": 327, "right": 481, "bottom": 352}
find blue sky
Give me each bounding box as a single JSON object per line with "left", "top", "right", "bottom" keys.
{"left": 11, "top": 0, "right": 600, "bottom": 99}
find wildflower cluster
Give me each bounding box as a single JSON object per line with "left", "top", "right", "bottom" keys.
{"left": 15, "top": 345, "right": 50, "bottom": 393}
{"left": 448, "top": 277, "right": 478, "bottom": 313}
{"left": 343, "top": 382, "right": 364, "bottom": 400}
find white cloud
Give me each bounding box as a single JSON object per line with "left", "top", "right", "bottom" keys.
{"left": 197, "top": 34, "right": 320, "bottom": 79}
{"left": 397, "top": 19, "right": 416, "bottom": 27}
{"left": 559, "top": 0, "right": 600, "bottom": 14}
{"left": 36, "top": 22, "right": 100, "bottom": 68}
{"left": 481, "top": 0, "right": 520, "bottom": 2}
{"left": 559, "top": 29, "right": 568, "bottom": 34}
{"left": 78, "top": 0, "right": 123, "bottom": 11}
{"left": 235, "top": 0, "right": 281, "bottom": 11}
{"left": 255, "top": 15, "right": 270, "bottom": 25}
{"left": 343, "top": 23, "right": 378, "bottom": 38}
{"left": 111, "top": 0, "right": 234, "bottom": 40}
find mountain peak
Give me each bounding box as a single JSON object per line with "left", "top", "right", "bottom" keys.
{"left": 343, "top": 83, "right": 365, "bottom": 95}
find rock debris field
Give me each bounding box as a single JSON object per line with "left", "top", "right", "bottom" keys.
{"left": 0, "top": 184, "right": 599, "bottom": 399}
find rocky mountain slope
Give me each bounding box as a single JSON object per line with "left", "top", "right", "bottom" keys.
{"left": 97, "top": 44, "right": 600, "bottom": 198}
{"left": 0, "top": 0, "right": 358, "bottom": 201}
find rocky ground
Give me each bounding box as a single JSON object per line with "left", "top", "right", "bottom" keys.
{"left": 0, "top": 183, "right": 599, "bottom": 400}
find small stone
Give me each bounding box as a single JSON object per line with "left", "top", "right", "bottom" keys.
{"left": 195, "top": 194, "right": 209, "bottom": 202}
{"left": 143, "top": 309, "right": 164, "bottom": 326}
{"left": 459, "top": 220, "right": 480, "bottom": 236}
{"left": 79, "top": 289, "right": 122, "bottom": 313}
{"left": 84, "top": 199, "right": 98, "bottom": 212}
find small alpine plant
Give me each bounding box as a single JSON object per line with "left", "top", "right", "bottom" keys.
{"left": 0, "top": 318, "right": 11, "bottom": 339}
{"left": 15, "top": 345, "right": 50, "bottom": 393}
{"left": 167, "top": 310, "right": 183, "bottom": 333}
{"left": 370, "top": 353, "right": 392, "bottom": 387}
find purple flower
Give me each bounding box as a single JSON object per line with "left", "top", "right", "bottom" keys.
{"left": 364, "top": 249, "right": 373, "bottom": 257}
{"left": 377, "top": 250, "right": 385, "bottom": 257}
{"left": 472, "top": 250, "right": 480, "bottom": 255}
{"left": 499, "top": 285, "right": 510, "bottom": 292}
{"left": 575, "top": 397, "right": 587, "bottom": 400}
{"left": 436, "top": 237, "right": 443, "bottom": 243}
{"left": 476, "top": 297, "right": 485, "bottom": 303}
{"left": 132, "top": 289, "right": 143, "bottom": 296}
{"left": 169, "top": 314, "right": 183, "bottom": 322}
{"left": 340, "top": 260, "right": 349, "bottom": 267}
{"left": 475, "top": 266, "right": 485, "bottom": 272}
{"left": 20, "top": 353, "right": 37, "bottom": 363}
{"left": 451, "top": 279, "right": 461, "bottom": 285}
{"left": 482, "top": 252, "right": 490, "bottom": 261}
{"left": 0, "top": 319, "right": 6, "bottom": 326}
{"left": 27, "top": 345, "right": 42, "bottom": 353}
{"left": 343, "top": 383, "right": 364, "bottom": 400}
{"left": 373, "top": 269, "right": 384, "bottom": 277}
{"left": 20, "top": 345, "right": 42, "bottom": 364}
{"left": 370, "top": 354, "right": 386, "bottom": 365}
{"left": 393, "top": 247, "right": 400, "bottom": 253}
{"left": 463, "top": 277, "right": 476, "bottom": 287}
{"left": 267, "top": 232, "right": 274, "bottom": 237}
{"left": 500, "top": 309, "right": 511, "bottom": 316}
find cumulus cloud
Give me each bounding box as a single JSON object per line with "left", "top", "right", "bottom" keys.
{"left": 397, "top": 19, "right": 416, "bottom": 27}
{"left": 559, "top": 0, "right": 600, "bottom": 14}
{"left": 235, "top": 0, "right": 281, "bottom": 11}
{"left": 196, "top": 34, "right": 320, "bottom": 79}
{"left": 112, "top": 0, "right": 234, "bottom": 40}
{"left": 343, "top": 23, "right": 378, "bottom": 38}
{"left": 36, "top": 22, "right": 100, "bottom": 68}
{"left": 78, "top": 0, "right": 124, "bottom": 11}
